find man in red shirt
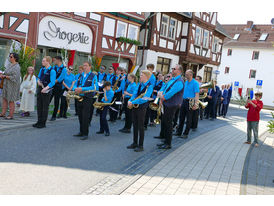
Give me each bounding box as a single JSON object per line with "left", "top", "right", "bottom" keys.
{"left": 245, "top": 91, "right": 263, "bottom": 147}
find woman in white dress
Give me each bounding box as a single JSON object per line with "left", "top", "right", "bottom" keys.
{"left": 19, "top": 66, "right": 37, "bottom": 117}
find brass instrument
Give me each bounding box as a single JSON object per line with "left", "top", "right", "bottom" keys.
{"left": 127, "top": 87, "right": 148, "bottom": 109}
{"left": 149, "top": 97, "right": 160, "bottom": 111}
{"left": 154, "top": 105, "right": 161, "bottom": 124}
{"left": 112, "top": 76, "right": 120, "bottom": 91}
{"left": 93, "top": 98, "right": 116, "bottom": 110}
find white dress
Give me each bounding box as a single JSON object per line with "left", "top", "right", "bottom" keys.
{"left": 19, "top": 75, "right": 37, "bottom": 112}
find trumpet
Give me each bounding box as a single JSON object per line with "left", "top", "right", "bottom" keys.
{"left": 149, "top": 97, "right": 160, "bottom": 111}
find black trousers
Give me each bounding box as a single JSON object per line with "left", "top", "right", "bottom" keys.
{"left": 161, "top": 105, "right": 178, "bottom": 146}
{"left": 36, "top": 86, "right": 51, "bottom": 126}
{"left": 177, "top": 99, "right": 197, "bottom": 135}
{"left": 132, "top": 106, "right": 147, "bottom": 147}
{"left": 89, "top": 98, "right": 96, "bottom": 123}
{"left": 144, "top": 107, "right": 152, "bottom": 127}
{"left": 221, "top": 103, "right": 228, "bottom": 117}
{"left": 109, "top": 92, "right": 121, "bottom": 121}
{"left": 215, "top": 100, "right": 221, "bottom": 118}
{"left": 173, "top": 108, "right": 180, "bottom": 128}
{"left": 123, "top": 98, "right": 132, "bottom": 129}
{"left": 75, "top": 99, "right": 79, "bottom": 115}
{"left": 60, "top": 89, "right": 67, "bottom": 117}
{"left": 191, "top": 109, "right": 199, "bottom": 129}
{"left": 77, "top": 97, "right": 93, "bottom": 136}
{"left": 208, "top": 100, "right": 217, "bottom": 118}
{"left": 50, "top": 83, "right": 63, "bottom": 118}
{"left": 100, "top": 106, "right": 110, "bottom": 133}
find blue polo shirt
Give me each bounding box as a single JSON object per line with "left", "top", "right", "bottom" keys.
{"left": 102, "top": 89, "right": 114, "bottom": 103}
{"left": 62, "top": 73, "right": 75, "bottom": 89}
{"left": 124, "top": 82, "right": 137, "bottom": 98}
{"left": 162, "top": 75, "right": 184, "bottom": 100}
{"left": 183, "top": 79, "right": 200, "bottom": 99}
{"left": 130, "top": 81, "right": 153, "bottom": 105}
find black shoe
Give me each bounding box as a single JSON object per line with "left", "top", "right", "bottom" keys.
{"left": 36, "top": 124, "right": 46, "bottom": 129}
{"left": 57, "top": 115, "right": 61, "bottom": 118}
{"left": 80, "top": 136, "right": 88, "bottom": 140}
{"left": 223, "top": 115, "right": 226, "bottom": 118}
{"left": 63, "top": 116, "right": 67, "bottom": 119}
{"left": 119, "top": 128, "right": 131, "bottom": 133}
{"left": 50, "top": 117, "right": 56, "bottom": 121}
{"left": 180, "top": 134, "right": 188, "bottom": 139}
{"left": 32, "top": 123, "right": 38, "bottom": 128}
{"left": 117, "top": 116, "right": 121, "bottom": 120}
{"left": 73, "top": 133, "right": 83, "bottom": 137}
{"left": 192, "top": 128, "right": 197, "bottom": 132}
{"left": 144, "top": 126, "right": 147, "bottom": 131}
{"left": 96, "top": 131, "right": 104, "bottom": 134}
{"left": 105, "top": 132, "right": 110, "bottom": 136}
{"left": 148, "top": 122, "right": 156, "bottom": 127}
{"left": 158, "top": 144, "right": 171, "bottom": 149}
{"left": 134, "top": 146, "right": 144, "bottom": 152}
{"left": 154, "top": 136, "right": 164, "bottom": 139}
{"left": 127, "top": 143, "right": 138, "bottom": 149}
{"left": 210, "top": 118, "right": 214, "bottom": 121}
{"left": 173, "top": 132, "right": 181, "bottom": 136}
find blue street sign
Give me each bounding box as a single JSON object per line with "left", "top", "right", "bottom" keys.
{"left": 234, "top": 81, "right": 239, "bottom": 87}
{"left": 214, "top": 70, "right": 220, "bottom": 75}
{"left": 256, "top": 80, "right": 263, "bottom": 86}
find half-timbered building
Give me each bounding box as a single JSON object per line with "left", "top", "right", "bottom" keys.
{"left": 137, "top": 12, "right": 229, "bottom": 82}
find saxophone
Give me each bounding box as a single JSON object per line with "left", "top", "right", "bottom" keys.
{"left": 112, "top": 76, "right": 120, "bottom": 91}
{"left": 93, "top": 98, "right": 116, "bottom": 110}
{"left": 127, "top": 87, "right": 148, "bottom": 109}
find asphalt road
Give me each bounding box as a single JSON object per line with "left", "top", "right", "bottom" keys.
{"left": 0, "top": 106, "right": 272, "bottom": 194}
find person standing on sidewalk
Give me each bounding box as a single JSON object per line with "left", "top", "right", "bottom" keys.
{"left": 174, "top": 70, "right": 199, "bottom": 139}
{"left": 50, "top": 56, "right": 67, "bottom": 121}
{"left": 244, "top": 91, "right": 263, "bottom": 147}
{"left": 33, "top": 56, "right": 56, "bottom": 128}
{"left": 157, "top": 65, "right": 184, "bottom": 149}
{"left": 19, "top": 66, "right": 37, "bottom": 117}
{"left": 74, "top": 66, "right": 83, "bottom": 116}
{"left": 127, "top": 70, "right": 153, "bottom": 152}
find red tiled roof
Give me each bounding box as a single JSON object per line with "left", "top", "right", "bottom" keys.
{"left": 221, "top": 23, "right": 274, "bottom": 48}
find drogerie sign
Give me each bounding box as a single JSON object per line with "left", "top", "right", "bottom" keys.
{"left": 38, "top": 16, "right": 93, "bottom": 53}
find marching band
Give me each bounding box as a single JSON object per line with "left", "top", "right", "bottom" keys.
{"left": 33, "top": 55, "right": 226, "bottom": 152}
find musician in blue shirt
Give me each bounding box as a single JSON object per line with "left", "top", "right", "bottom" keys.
{"left": 127, "top": 70, "right": 153, "bottom": 152}
{"left": 118, "top": 67, "right": 128, "bottom": 120}
{"left": 96, "top": 81, "right": 114, "bottom": 137}
{"left": 119, "top": 73, "right": 137, "bottom": 133}
{"left": 106, "top": 66, "right": 116, "bottom": 86}
{"left": 73, "top": 61, "right": 98, "bottom": 140}
{"left": 59, "top": 66, "right": 76, "bottom": 119}
{"left": 109, "top": 67, "right": 125, "bottom": 122}
{"left": 175, "top": 69, "right": 200, "bottom": 139}
{"left": 50, "top": 56, "right": 67, "bottom": 121}
{"left": 33, "top": 56, "right": 56, "bottom": 129}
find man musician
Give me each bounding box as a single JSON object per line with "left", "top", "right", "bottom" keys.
{"left": 156, "top": 64, "right": 184, "bottom": 149}
{"left": 33, "top": 56, "right": 56, "bottom": 128}
{"left": 175, "top": 69, "right": 200, "bottom": 139}
{"left": 73, "top": 61, "right": 98, "bottom": 140}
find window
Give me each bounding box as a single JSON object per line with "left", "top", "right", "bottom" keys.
{"left": 195, "top": 26, "right": 202, "bottom": 45}
{"left": 227, "top": 49, "right": 232, "bottom": 56}
{"left": 203, "top": 66, "right": 212, "bottom": 83}
{"left": 225, "top": 67, "right": 230, "bottom": 74}
{"left": 156, "top": 57, "right": 171, "bottom": 75}
{"left": 249, "top": 70, "right": 256, "bottom": 78}
{"left": 128, "top": 25, "right": 138, "bottom": 40}
{"left": 116, "top": 21, "right": 127, "bottom": 38}
{"left": 212, "top": 37, "right": 219, "bottom": 53}
{"left": 252, "top": 51, "right": 259, "bottom": 60}
{"left": 258, "top": 33, "right": 268, "bottom": 41}
{"left": 168, "top": 18, "right": 176, "bottom": 39}
{"left": 233, "top": 34, "right": 240, "bottom": 40}
{"left": 203, "top": 30, "right": 209, "bottom": 48}
{"left": 160, "top": 15, "right": 169, "bottom": 37}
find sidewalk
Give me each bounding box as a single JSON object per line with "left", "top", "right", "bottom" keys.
{"left": 121, "top": 120, "right": 269, "bottom": 195}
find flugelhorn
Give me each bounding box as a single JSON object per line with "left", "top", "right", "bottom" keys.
{"left": 149, "top": 97, "right": 160, "bottom": 111}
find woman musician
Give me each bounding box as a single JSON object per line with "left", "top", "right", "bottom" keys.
{"left": 127, "top": 70, "right": 153, "bottom": 152}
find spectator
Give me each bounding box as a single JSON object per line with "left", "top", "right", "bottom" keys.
{"left": 19, "top": 66, "right": 37, "bottom": 117}
{"left": 0, "top": 53, "right": 21, "bottom": 119}
{"left": 244, "top": 91, "right": 263, "bottom": 147}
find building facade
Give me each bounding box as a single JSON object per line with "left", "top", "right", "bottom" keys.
{"left": 137, "top": 12, "right": 228, "bottom": 82}
{"left": 0, "top": 12, "right": 145, "bottom": 72}
{"left": 218, "top": 21, "right": 274, "bottom": 107}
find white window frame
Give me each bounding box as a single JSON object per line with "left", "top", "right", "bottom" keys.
{"left": 258, "top": 33, "right": 268, "bottom": 41}
{"left": 195, "top": 26, "right": 202, "bottom": 46}
{"left": 168, "top": 18, "right": 177, "bottom": 39}
{"left": 233, "top": 34, "right": 240, "bottom": 40}
{"left": 116, "top": 21, "right": 128, "bottom": 38}
{"left": 127, "top": 24, "right": 138, "bottom": 40}
{"left": 160, "top": 14, "right": 169, "bottom": 37}
{"left": 203, "top": 30, "right": 209, "bottom": 48}
{"left": 212, "top": 36, "right": 219, "bottom": 53}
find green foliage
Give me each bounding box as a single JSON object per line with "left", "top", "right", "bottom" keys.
{"left": 90, "top": 55, "right": 101, "bottom": 72}
{"left": 12, "top": 43, "right": 37, "bottom": 78}
{"left": 0, "top": 66, "right": 5, "bottom": 71}
{"left": 267, "top": 112, "right": 274, "bottom": 134}
{"left": 117, "top": 37, "right": 141, "bottom": 46}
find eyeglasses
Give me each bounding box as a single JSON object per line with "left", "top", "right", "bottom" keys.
{"left": 171, "top": 68, "right": 176, "bottom": 70}
{"left": 167, "top": 76, "right": 171, "bottom": 78}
